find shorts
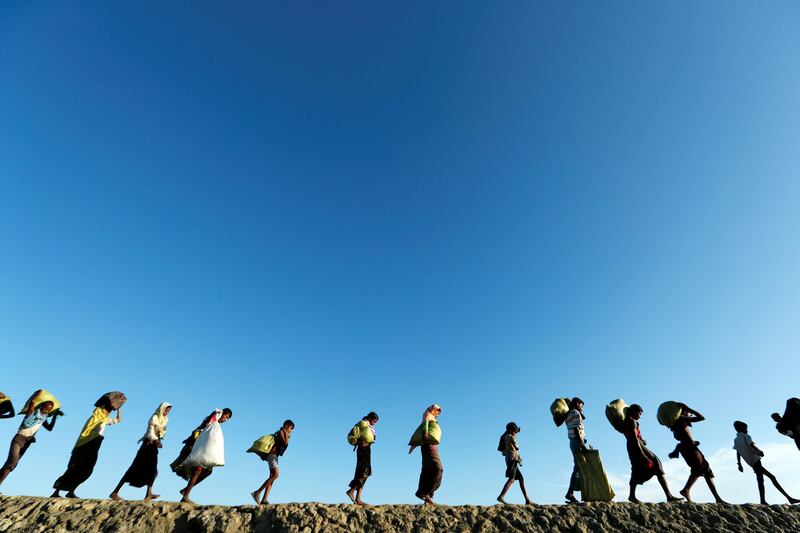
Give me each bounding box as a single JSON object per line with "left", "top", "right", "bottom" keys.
{"left": 266, "top": 454, "right": 279, "bottom": 470}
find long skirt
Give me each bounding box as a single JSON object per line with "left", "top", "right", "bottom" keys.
{"left": 416, "top": 444, "right": 443, "bottom": 499}
{"left": 627, "top": 439, "right": 664, "bottom": 485}
{"left": 348, "top": 445, "right": 372, "bottom": 489}
{"left": 53, "top": 436, "right": 103, "bottom": 492}
{"left": 122, "top": 440, "right": 159, "bottom": 488}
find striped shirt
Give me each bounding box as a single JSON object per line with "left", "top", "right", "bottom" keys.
{"left": 565, "top": 409, "right": 585, "bottom": 441}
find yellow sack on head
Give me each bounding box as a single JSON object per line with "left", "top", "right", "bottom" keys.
{"left": 657, "top": 401, "right": 683, "bottom": 428}
{"left": 409, "top": 421, "right": 442, "bottom": 446}
{"left": 605, "top": 399, "right": 629, "bottom": 433}
{"left": 247, "top": 434, "right": 276, "bottom": 456}
{"left": 19, "top": 390, "right": 62, "bottom": 416}
{"left": 550, "top": 398, "right": 571, "bottom": 427}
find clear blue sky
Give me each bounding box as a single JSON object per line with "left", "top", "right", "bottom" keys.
{"left": 1, "top": 1, "right": 799, "bottom": 506}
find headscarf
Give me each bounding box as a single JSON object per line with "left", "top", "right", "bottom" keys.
{"left": 423, "top": 404, "right": 441, "bottom": 423}
{"left": 141, "top": 401, "right": 171, "bottom": 442}
{"left": 75, "top": 407, "right": 110, "bottom": 448}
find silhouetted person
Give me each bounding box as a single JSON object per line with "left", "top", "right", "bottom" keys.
{"left": 733, "top": 421, "right": 799, "bottom": 505}
{"left": 251, "top": 419, "right": 294, "bottom": 505}
{"left": 409, "top": 404, "right": 443, "bottom": 506}
{"left": 623, "top": 404, "right": 681, "bottom": 503}
{"left": 668, "top": 404, "right": 725, "bottom": 503}
{"left": 346, "top": 412, "right": 378, "bottom": 506}
{"left": 497, "top": 422, "right": 532, "bottom": 505}
{"left": 564, "top": 397, "right": 587, "bottom": 503}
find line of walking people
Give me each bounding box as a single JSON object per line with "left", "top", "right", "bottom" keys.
{"left": 1, "top": 390, "right": 799, "bottom": 506}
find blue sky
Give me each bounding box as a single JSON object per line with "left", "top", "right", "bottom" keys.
{"left": 1, "top": 1, "right": 800, "bottom": 505}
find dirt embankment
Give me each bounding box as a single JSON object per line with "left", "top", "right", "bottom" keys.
{"left": 1, "top": 495, "right": 799, "bottom": 532}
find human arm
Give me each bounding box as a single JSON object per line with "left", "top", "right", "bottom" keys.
{"left": 0, "top": 400, "right": 14, "bottom": 419}
{"left": 25, "top": 390, "right": 44, "bottom": 416}
{"left": 736, "top": 451, "right": 743, "bottom": 472}
{"left": 43, "top": 415, "right": 58, "bottom": 431}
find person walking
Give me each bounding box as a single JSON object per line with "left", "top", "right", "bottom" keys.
{"left": 52, "top": 404, "right": 121, "bottom": 498}
{"left": 0, "top": 391, "right": 60, "bottom": 490}
{"left": 171, "top": 408, "right": 232, "bottom": 504}
{"left": 497, "top": 422, "right": 532, "bottom": 505}
{"left": 409, "top": 404, "right": 443, "bottom": 506}
{"left": 564, "top": 397, "right": 587, "bottom": 503}
{"left": 733, "top": 421, "right": 799, "bottom": 505}
{"left": 250, "top": 419, "right": 295, "bottom": 505}
{"left": 668, "top": 404, "right": 725, "bottom": 503}
{"left": 110, "top": 402, "right": 171, "bottom": 501}
{"left": 346, "top": 412, "right": 378, "bottom": 506}
{"left": 623, "top": 404, "right": 682, "bottom": 503}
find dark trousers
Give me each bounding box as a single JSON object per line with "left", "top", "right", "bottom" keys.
{"left": 348, "top": 445, "right": 372, "bottom": 489}
{"left": 1, "top": 434, "right": 34, "bottom": 477}
{"left": 416, "top": 444, "right": 443, "bottom": 499}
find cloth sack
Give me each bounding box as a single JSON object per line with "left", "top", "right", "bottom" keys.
{"left": 247, "top": 434, "right": 276, "bottom": 456}
{"left": 182, "top": 421, "right": 225, "bottom": 468}
{"left": 94, "top": 392, "right": 127, "bottom": 411}
{"left": 576, "top": 449, "right": 615, "bottom": 502}
{"left": 605, "top": 399, "right": 629, "bottom": 433}
{"left": 551, "top": 398, "right": 571, "bottom": 427}
{"left": 657, "top": 401, "right": 683, "bottom": 428}
{"left": 347, "top": 420, "right": 375, "bottom": 446}
{"left": 408, "top": 421, "right": 442, "bottom": 446}
{"left": 19, "top": 390, "right": 62, "bottom": 416}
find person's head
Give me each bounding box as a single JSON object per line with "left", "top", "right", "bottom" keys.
{"left": 163, "top": 405, "right": 172, "bottom": 416}
{"left": 628, "top": 404, "right": 643, "bottom": 420}
{"left": 429, "top": 404, "right": 442, "bottom": 416}
{"left": 219, "top": 408, "right": 233, "bottom": 423}
{"left": 772, "top": 413, "right": 782, "bottom": 423}
{"left": 283, "top": 419, "right": 295, "bottom": 433}
{"left": 506, "top": 422, "right": 520, "bottom": 435}
{"left": 38, "top": 401, "right": 54, "bottom": 414}
{"left": 570, "top": 397, "right": 584, "bottom": 412}
{"left": 364, "top": 412, "right": 379, "bottom": 425}
{"left": 734, "top": 420, "right": 748, "bottom": 433}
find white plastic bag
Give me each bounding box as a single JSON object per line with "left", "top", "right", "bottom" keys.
{"left": 182, "top": 421, "right": 225, "bottom": 468}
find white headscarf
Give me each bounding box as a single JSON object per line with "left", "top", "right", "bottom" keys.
{"left": 140, "top": 401, "right": 171, "bottom": 442}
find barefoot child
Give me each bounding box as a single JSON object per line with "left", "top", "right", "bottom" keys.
{"left": 623, "top": 404, "right": 682, "bottom": 503}
{"left": 733, "top": 421, "right": 799, "bottom": 505}
{"left": 346, "top": 412, "right": 378, "bottom": 506}
{"left": 0, "top": 391, "right": 60, "bottom": 489}
{"left": 497, "top": 422, "right": 532, "bottom": 504}
{"left": 250, "top": 419, "right": 294, "bottom": 505}
{"left": 669, "top": 404, "right": 725, "bottom": 503}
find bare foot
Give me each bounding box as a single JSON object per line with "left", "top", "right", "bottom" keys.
{"left": 180, "top": 497, "right": 195, "bottom": 504}
{"left": 109, "top": 493, "right": 122, "bottom": 501}
{"left": 679, "top": 489, "right": 692, "bottom": 503}
{"left": 260, "top": 500, "right": 269, "bottom": 506}
{"left": 525, "top": 500, "right": 533, "bottom": 505}
{"left": 345, "top": 490, "right": 356, "bottom": 504}
{"left": 789, "top": 497, "right": 800, "bottom": 504}
{"left": 66, "top": 492, "right": 78, "bottom": 499}
{"left": 628, "top": 497, "right": 641, "bottom": 504}
{"left": 51, "top": 491, "right": 61, "bottom": 498}
{"left": 251, "top": 491, "right": 261, "bottom": 505}
{"left": 355, "top": 499, "right": 366, "bottom": 506}
{"left": 423, "top": 496, "right": 435, "bottom": 506}
{"left": 667, "top": 495, "right": 684, "bottom": 502}
{"left": 145, "top": 494, "right": 160, "bottom": 501}
{"left": 565, "top": 494, "right": 578, "bottom": 504}
{"left": 497, "top": 496, "right": 508, "bottom": 504}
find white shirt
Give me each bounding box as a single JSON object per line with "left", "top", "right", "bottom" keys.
{"left": 733, "top": 432, "right": 761, "bottom": 467}
{"left": 141, "top": 414, "right": 164, "bottom": 442}
{"left": 98, "top": 416, "right": 118, "bottom": 437}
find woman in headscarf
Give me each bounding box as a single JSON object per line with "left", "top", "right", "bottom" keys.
{"left": 623, "top": 404, "right": 682, "bottom": 503}
{"left": 110, "top": 402, "right": 171, "bottom": 501}
{"left": 409, "top": 404, "right": 443, "bottom": 505}
{"left": 52, "top": 404, "right": 122, "bottom": 498}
